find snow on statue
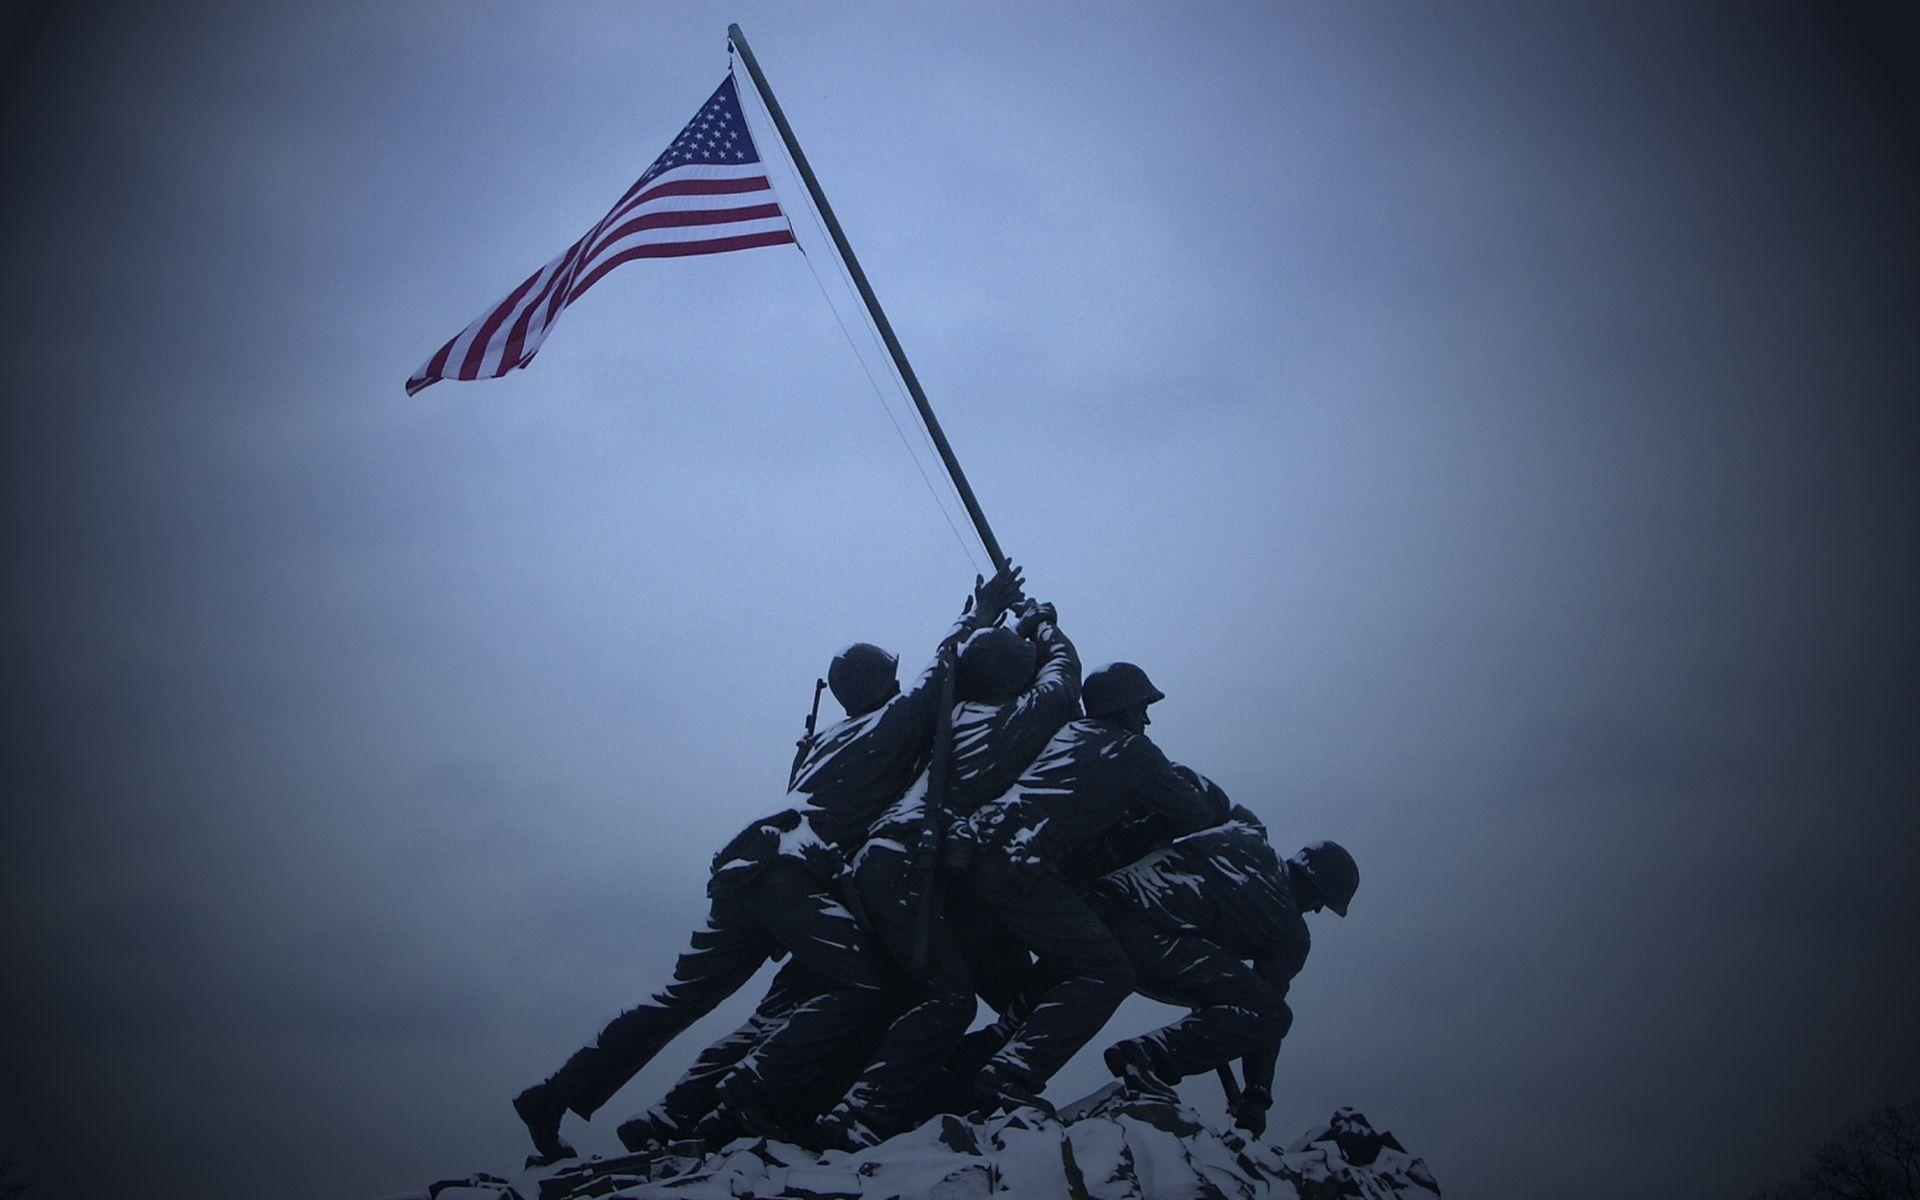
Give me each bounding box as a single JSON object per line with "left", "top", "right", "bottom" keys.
{"left": 407, "top": 1099, "right": 1440, "bottom": 1200}
{"left": 453, "top": 563, "right": 1389, "bottom": 1200}
{"left": 512, "top": 567, "right": 1025, "bottom": 1163}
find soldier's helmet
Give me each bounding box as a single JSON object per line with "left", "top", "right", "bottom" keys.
{"left": 828, "top": 642, "right": 900, "bottom": 716}
{"left": 1290, "top": 840, "right": 1359, "bottom": 917}
{"left": 1082, "top": 662, "right": 1166, "bottom": 719}
{"left": 956, "top": 627, "right": 1039, "bottom": 703}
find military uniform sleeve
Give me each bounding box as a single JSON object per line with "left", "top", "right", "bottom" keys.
{"left": 1022, "top": 621, "right": 1082, "bottom": 717}
{"left": 1239, "top": 950, "right": 1300, "bottom": 1099}
{"left": 1096, "top": 779, "right": 1232, "bottom": 880}
{"left": 876, "top": 612, "right": 975, "bottom": 748}
{"left": 1224, "top": 802, "right": 1266, "bottom": 832}
{"left": 1237, "top": 1017, "right": 1287, "bottom": 1100}
{"left": 1125, "top": 740, "right": 1232, "bottom": 833}
{"left": 1093, "top": 811, "right": 1189, "bottom": 878}
{"left": 978, "top": 620, "right": 1083, "bottom": 773}
{"left": 1169, "top": 763, "right": 1233, "bottom": 816}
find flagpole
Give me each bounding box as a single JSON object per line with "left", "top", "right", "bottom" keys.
{"left": 728, "top": 23, "right": 1010, "bottom": 574}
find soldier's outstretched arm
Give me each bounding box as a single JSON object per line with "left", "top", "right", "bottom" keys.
{"left": 1237, "top": 950, "right": 1301, "bottom": 1106}
{"left": 1129, "top": 741, "right": 1233, "bottom": 834}
{"left": 1017, "top": 603, "right": 1081, "bottom": 701}
{"left": 1087, "top": 811, "right": 1182, "bottom": 878}
{"left": 1238, "top": 1023, "right": 1287, "bottom": 1096}
{"left": 1234, "top": 993, "right": 1291, "bottom": 1136}
{"left": 883, "top": 566, "right": 1025, "bottom": 742}
{"left": 913, "top": 565, "right": 1025, "bottom": 683}
{"left": 1169, "top": 763, "right": 1234, "bottom": 816}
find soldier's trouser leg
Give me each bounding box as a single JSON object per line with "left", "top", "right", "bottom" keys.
{"left": 1100, "top": 905, "right": 1290, "bottom": 1084}
{"left": 971, "top": 856, "right": 1138, "bottom": 1090}
{"left": 727, "top": 861, "right": 894, "bottom": 1114}
{"left": 548, "top": 894, "right": 775, "bottom": 1118}
{"left": 647, "top": 959, "right": 816, "bottom": 1136}
{"left": 902, "top": 1002, "right": 1020, "bottom": 1125}
{"left": 954, "top": 907, "right": 1036, "bottom": 1017}
{"left": 806, "top": 847, "right": 974, "bottom": 1134}
{"left": 901, "top": 938, "right": 1054, "bottom": 1123}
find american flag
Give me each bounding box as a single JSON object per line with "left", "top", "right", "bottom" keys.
{"left": 406, "top": 72, "right": 794, "bottom": 396}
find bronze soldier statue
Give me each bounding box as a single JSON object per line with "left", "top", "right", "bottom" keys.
{"left": 511, "top": 567, "right": 1023, "bottom": 1164}
{"left": 947, "top": 661, "right": 1230, "bottom": 1115}
{"left": 1090, "top": 808, "right": 1357, "bottom": 1137}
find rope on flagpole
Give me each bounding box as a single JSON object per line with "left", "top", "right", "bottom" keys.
{"left": 728, "top": 24, "right": 1011, "bottom": 575}
{"left": 796, "top": 241, "right": 987, "bottom": 574}
{"left": 787, "top": 181, "right": 966, "bottom": 528}
{"left": 730, "top": 52, "right": 986, "bottom": 573}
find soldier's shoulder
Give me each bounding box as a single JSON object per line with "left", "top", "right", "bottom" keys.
{"left": 727, "top": 807, "right": 803, "bottom": 845}
{"left": 1045, "top": 715, "right": 1109, "bottom": 746}
{"left": 1173, "top": 823, "right": 1275, "bottom": 871}
{"left": 800, "top": 706, "right": 892, "bottom": 763}
{"left": 1225, "top": 803, "right": 1268, "bottom": 831}
{"left": 1217, "top": 817, "right": 1279, "bottom": 857}
{"left": 1119, "top": 727, "right": 1175, "bottom": 760}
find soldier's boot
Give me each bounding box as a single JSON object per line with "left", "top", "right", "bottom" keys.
{"left": 971, "top": 1061, "right": 1057, "bottom": 1118}
{"left": 813, "top": 1103, "right": 886, "bottom": 1153}
{"left": 1102, "top": 1039, "right": 1178, "bottom": 1101}
{"left": 688, "top": 1106, "right": 744, "bottom": 1154}
{"left": 717, "top": 1071, "right": 801, "bottom": 1144}
{"left": 616, "top": 1110, "right": 676, "bottom": 1156}
{"left": 512, "top": 1082, "right": 578, "bottom": 1167}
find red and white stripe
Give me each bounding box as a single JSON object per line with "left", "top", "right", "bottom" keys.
{"left": 407, "top": 162, "right": 792, "bottom": 396}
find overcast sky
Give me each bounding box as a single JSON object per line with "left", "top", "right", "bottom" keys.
{"left": 2, "top": 4, "right": 1916, "bottom": 1198}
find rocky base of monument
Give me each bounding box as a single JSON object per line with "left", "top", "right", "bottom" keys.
{"left": 397, "top": 1091, "right": 1439, "bottom": 1200}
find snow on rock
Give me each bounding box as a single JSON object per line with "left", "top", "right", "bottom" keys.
{"left": 401, "top": 1097, "right": 1439, "bottom": 1200}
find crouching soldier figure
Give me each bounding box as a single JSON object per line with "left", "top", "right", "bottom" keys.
{"left": 952, "top": 661, "right": 1230, "bottom": 1114}
{"left": 1090, "top": 812, "right": 1358, "bottom": 1138}
{"left": 512, "top": 567, "right": 1022, "bottom": 1164}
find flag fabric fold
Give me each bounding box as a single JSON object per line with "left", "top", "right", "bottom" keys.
{"left": 406, "top": 71, "right": 794, "bottom": 396}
